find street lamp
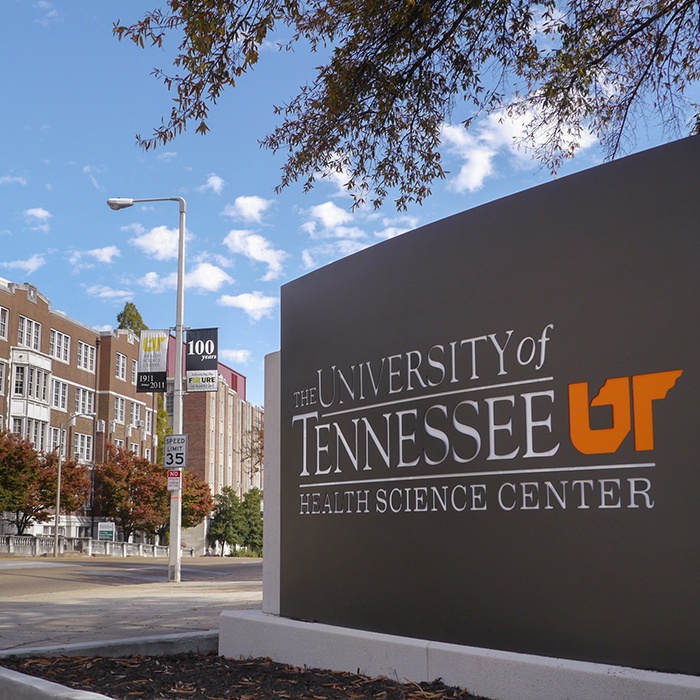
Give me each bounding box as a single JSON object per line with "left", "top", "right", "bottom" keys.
{"left": 107, "top": 196, "right": 186, "bottom": 583}
{"left": 54, "top": 412, "right": 96, "bottom": 558}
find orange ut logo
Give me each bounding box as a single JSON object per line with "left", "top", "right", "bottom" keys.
{"left": 568, "top": 370, "right": 682, "bottom": 454}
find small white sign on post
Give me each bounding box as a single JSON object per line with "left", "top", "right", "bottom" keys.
{"left": 164, "top": 434, "right": 188, "bottom": 470}
{"left": 167, "top": 469, "right": 182, "bottom": 491}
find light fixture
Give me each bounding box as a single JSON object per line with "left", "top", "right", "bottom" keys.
{"left": 106, "top": 197, "right": 135, "bottom": 211}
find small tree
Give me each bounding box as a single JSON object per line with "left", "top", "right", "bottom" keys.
{"left": 153, "top": 469, "right": 214, "bottom": 544}
{"left": 240, "top": 487, "right": 263, "bottom": 555}
{"left": 207, "top": 486, "right": 245, "bottom": 554}
{"left": 155, "top": 394, "right": 171, "bottom": 466}
{"left": 117, "top": 302, "right": 148, "bottom": 332}
{"left": 182, "top": 470, "right": 214, "bottom": 528}
{"left": 9, "top": 452, "right": 90, "bottom": 536}
{"left": 239, "top": 416, "right": 264, "bottom": 478}
{"left": 95, "top": 445, "right": 168, "bottom": 541}
{"left": 0, "top": 431, "right": 39, "bottom": 517}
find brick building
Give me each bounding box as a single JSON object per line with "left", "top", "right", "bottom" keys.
{"left": 0, "top": 278, "right": 262, "bottom": 547}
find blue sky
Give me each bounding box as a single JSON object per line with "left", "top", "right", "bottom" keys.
{"left": 0, "top": 1, "right": 680, "bottom": 405}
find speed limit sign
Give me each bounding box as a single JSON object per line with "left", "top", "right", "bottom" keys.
{"left": 164, "top": 434, "right": 188, "bottom": 469}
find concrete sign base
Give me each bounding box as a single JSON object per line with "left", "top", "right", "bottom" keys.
{"left": 219, "top": 609, "right": 700, "bottom": 700}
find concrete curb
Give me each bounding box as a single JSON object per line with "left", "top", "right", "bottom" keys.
{"left": 0, "top": 631, "right": 219, "bottom": 700}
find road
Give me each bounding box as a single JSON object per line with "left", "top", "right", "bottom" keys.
{"left": 0, "top": 556, "right": 263, "bottom": 652}
{"left": 0, "top": 555, "right": 262, "bottom": 598}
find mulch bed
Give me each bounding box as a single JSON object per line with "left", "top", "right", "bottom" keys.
{"left": 0, "top": 652, "right": 489, "bottom": 699}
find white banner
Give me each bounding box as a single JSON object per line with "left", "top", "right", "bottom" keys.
{"left": 137, "top": 330, "right": 169, "bottom": 392}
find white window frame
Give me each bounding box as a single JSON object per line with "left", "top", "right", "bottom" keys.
{"left": 131, "top": 359, "right": 138, "bottom": 385}
{"left": 130, "top": 402, "right": 141, "bottom": 427}
{"left": 18, "top": 316, "right": 41, "bottom": 350}
{"left": 73, "top": 433, "right": 93, "bottom": 462}
{"left": 116, "top": 353, "right": 127, "bottom": 381}
{"left": 75, "top": 387, "right": 94, "bottom": 415}
{"left": 13, "top": 366, "right": 25, "bottom": 396}
{"left": 114, "top": 396, "right": 126, "bottom": 423}
{"left": 50, "top": 427, "right": 66, "bottom": 457}
{"left": 0, "top": 307, "right": 8, "bottom": 340}
{"left": 0, "top": 361, "right": 5, "bottom": 396}
{"left": 51, "top": 379, "right": 68, "bottom": 410}
{"left": 49, "top": 329, "right": 71, "bottom": 362}
{"left": 77, "top": 342, "right": 96, "bottom": 372}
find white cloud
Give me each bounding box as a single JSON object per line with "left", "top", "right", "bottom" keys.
{"left": 301, "top": 250, "right": 316, "bottom": 269}
{"left": 70, "top": 245, "right": 121, "bottom": 270}
{"left": 84, "top": 285, "right": 133, "bottom": 303}
{"left": 24, "top": 207, "right": 52, "bottom": 232}
{"left": 35, "top": 1, "right": 60, "bottom": 26}
{"left": 223, "top": 229, "right": 287, "bottom": 281}
{"left": 0, "top": 175, "right": 27, "bottom": 186}
{"left": 222, "top": 196, "right": 274, "bottom": 224}
{"left": 138, "top": 263, "right": 232, "bottom": 293}
{"left": 0, "top": 254, "right": 46, "bottom": 275}
{"left": 441, "top": 125, "right": 497, "bottom": 193}
{"left": 220, "top": 348, "right": 252, "bottom": 365}
{"left": 442, "top": 107, "right": 596, "bottom": 193}
{"left": 298, "top": 200, "right": 373, "bottom": 269}
{"left": 373, "top": 215, "right": 419, "bottom": 240}
{"left": 217, "top": 291, "right": 278, "bottom": 321}
{"left": 300, "top": 239, "right": 368, "bottom": 270}
{"left": 197, "top": 173, "right": 225, "bottom": 194}
{"left": 83, "top": 165, "right": 102, "bottom": 190}
{"left": 139, "top": 271, "right": 173, "bottom": 292}
{"left": 127, "top": 223, "right": 184, "bottom": 260}
{"left": 315, "top": 152, "right": 370, "bottom": 202}
{"left": 88, "top": 245, "right": 121, "bottom": 264}
{"left": 307, "top": 201, "right": 354, "bottom": 229}
{"left": 185, "top": 262, "right": 233, "bottom": 292}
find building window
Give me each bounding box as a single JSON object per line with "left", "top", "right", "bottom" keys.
{"left": 13, "top": 366, "right": 25, "bottom": 396}
{"left": 77, "top": 342, "right": 96, "bottom": 372}
{"left": 114, "top": 438, "right": 124, "bottom": 449}
{"left": 0, "top": 307, "right": 8, "bottom": 340}
{"left": 26, "top": 368, "right": 48, "bottom": 402}
{"left": 50, "top": 427, "right": 66, "bottom": 456}
{"left": 131, "top": 359, "right": 138, "bottom": 385}
{"left": 49, "top": 329, "right": 71, "bottom": 362}
{"left": 145, "top": 409, "right": 153, "bottom": 434}
{"left": 27, "top": 419, "right": 46, "bottom": 451}
{"left": 145, "top": 448, "right": 151, "bottom": 461}
{"left": 12, "top": 417, "right": 23, "bottom": 435}
{"left": 131, "top": 443, "right": 140, "bottom": 457}
{"left": 74, "top": 433, "right": 93, "bottom": 462}
{"left": 18, "top": 316, "right": 41, "bottom": 350}
{"left": 130, "top": 402, "right": 141, "bottom": 427}
{"left": 0, "top": 362, "right": 5, "bottom": 395}
{"left": 75, "top": 388, "right": 94, "bottom": 415}
{"left": 51, "top": 379, "right": 68, "bottom": 410}
{"left": 114, "top": 396, "right": 126, "bottom": 423}
{"left": 116, "top": 353, "right": 127, "bottom": 380}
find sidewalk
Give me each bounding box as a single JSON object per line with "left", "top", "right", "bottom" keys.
{"left": 0, "top": 557, "right": 262, "bottom": 655}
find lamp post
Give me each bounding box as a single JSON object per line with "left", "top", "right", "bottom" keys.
{"left": 53, "top": 412, "right": 96, "bottom": 558}
{"left": 107, "top": 196, "right": 186, "bottom": 583}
